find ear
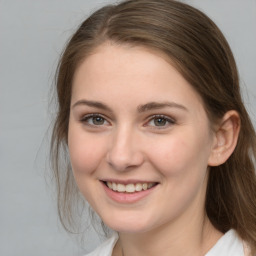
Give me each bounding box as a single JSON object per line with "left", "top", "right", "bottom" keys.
{"left": 208, "top": 110, "right": 240, "bottom": 166}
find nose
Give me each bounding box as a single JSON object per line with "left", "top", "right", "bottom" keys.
{"left": 106, "top": 126, "right": 144, "bottom": 172}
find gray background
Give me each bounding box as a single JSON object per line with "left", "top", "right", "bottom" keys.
{"left": 0, "top": 0, "right": 255, "bottom": 255}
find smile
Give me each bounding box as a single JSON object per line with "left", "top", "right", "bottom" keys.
{"left": 105, "top": 181, "right": 157, "bottom": 193}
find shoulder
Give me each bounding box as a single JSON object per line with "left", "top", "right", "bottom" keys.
{"left": 84, "top": 233, "right": 118, "bottom": 256}
{"left": 205, "top": 229, "right": 247, "bottom": 256}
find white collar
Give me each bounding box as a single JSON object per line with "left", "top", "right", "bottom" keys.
{"left": 205, "top": 229, "right": 244, "bottom": 256}
{"left": 86, "top": 229, "right": 244, "bottom": 256}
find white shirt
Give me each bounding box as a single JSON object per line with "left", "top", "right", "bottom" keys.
{"left": 85, "top": 229, "right": 245, "bottom": 256}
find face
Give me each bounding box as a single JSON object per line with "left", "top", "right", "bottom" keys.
{"left": 68, "top": 43, "right": 216, "bottom": 234}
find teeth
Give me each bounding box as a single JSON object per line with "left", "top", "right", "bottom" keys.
{"left": 135, "top": 183, "right": 142, "bottom": 191}
{"left": 106, "top": 182, "right": 155, "bottom": 193}
{"left": 117, "top": 183, "right": 126, "bottom": 192}
{"left": 107, "top": 181, "right": 112, "bottom": 189}
{"left": 126, "top": 184, "right": 135, "bottom": 193}
{"left": 112, "top": 182, "right": 117, "bottom": 191}
{"left": 142, "top": 183, "right": 148, "bottom": 190}
{"left": 148, "top": 183, "right": 154, "bottom": 189}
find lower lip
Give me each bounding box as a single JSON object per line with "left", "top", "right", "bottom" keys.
{"left": 102, "top": 182, "right": 158, "bottom": 204}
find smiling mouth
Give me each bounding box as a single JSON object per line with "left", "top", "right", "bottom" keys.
{"left": 103, "top": 181, "right": 158, "bottom": 193}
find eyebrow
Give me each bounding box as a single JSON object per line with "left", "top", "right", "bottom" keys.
{"left": 72, "top": 100, "right": 113, "bottom": 112}
{"left": 137, "top": 101, "right": 188, "bottom": 113}
{"left": 72, "top": 99, "right": 188, "bottom": 112}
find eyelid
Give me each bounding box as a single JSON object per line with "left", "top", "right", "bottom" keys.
{"left": 79, "top": 113, "right": 175, "bottom": 129}
{"left": 145, "top": 114, "right": 176, "bottom": 129}
{"left": 80, "top": 113, "right": 111, "bottom": 126}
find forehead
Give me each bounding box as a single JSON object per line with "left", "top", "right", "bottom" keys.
{"left": 71, "top": 42, "right": 205, "bottom": 114}
{"left": 74, "top": 42, "right": 173, "bottom": 83}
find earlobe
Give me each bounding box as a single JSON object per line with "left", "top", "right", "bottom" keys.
{"left": 208, "top": 110, "right": 240, "bottom": 166}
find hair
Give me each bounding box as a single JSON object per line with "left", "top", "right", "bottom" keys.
{"left": 50, "top": 0, "right": 256, "bottom": 254}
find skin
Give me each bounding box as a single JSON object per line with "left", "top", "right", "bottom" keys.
{"left": 68, "top": 42, "right": 235, "bottom": 255}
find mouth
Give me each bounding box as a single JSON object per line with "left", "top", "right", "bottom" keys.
{"left": 102, "top": 181, "right": 158, "bottom": 193}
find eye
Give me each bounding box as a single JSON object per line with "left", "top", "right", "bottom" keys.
{"left": 146, "top": 115, "right": 175, "bottom": 129}
{"left": 80, "top": 114, "right": 109, "bottom": 126}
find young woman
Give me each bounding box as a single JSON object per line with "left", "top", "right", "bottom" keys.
{"left": 50, "top": 0, "right": 256, "bottom": 255}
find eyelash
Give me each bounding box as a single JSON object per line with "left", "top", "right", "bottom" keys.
{"left": 80, "top": 114, "right": 110, "bottom": 126}
{"left": 145, "top": 115, "right": 176, "bottom": 129}
{"left": 80, "top": 114, "right": 175, "bottom": 129}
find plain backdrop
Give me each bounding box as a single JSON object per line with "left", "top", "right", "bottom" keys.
{"left": 0, "top": 1, "right": 255, "bottom": 255}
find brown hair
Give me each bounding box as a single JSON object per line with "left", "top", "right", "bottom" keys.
{"left": 51, "top": 0, "right": 256, "bottom": 253}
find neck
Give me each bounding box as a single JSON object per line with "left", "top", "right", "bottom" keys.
{"left": 114, "top": 214, "right": 223, "bottom": 256}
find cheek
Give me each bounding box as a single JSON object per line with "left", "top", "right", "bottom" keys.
{"left": 147, "top": 130, "right": 211, "bottom": 177}
{"left": 149, "top": 137, "right": 191, "bottom": 170}
{"left": 68, "top": 127, "right": 106, "bottom": 176}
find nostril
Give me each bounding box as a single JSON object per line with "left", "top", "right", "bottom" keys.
{"left": 106, "top": 149, "right": 144, "bottom": 172}
{"left": 106, "top": 132, "right": 144, "bottom": 171}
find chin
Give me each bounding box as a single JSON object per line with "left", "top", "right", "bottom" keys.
{"left": 101, "top": 212, "right": 156, "bottom": 234}
{"left": 109, "top": 223, "right": 150, "bottom": 234}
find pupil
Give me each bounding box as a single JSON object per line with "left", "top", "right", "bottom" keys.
{"left": 154, "top": 118, "right": 166, "bottom": 126}
{"left": 93, "top": 116, "right": 104, "bottom": 125}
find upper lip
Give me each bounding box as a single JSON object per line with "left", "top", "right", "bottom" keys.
{"left": 100, "top": 179, "right": 159, "bottom": 185}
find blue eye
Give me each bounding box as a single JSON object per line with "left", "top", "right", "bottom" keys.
{"left": 147, "top": 115, "right": 175, "bottom": 128}
{"left": 81, "top": 114, "right": 108, "bottom": 126}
